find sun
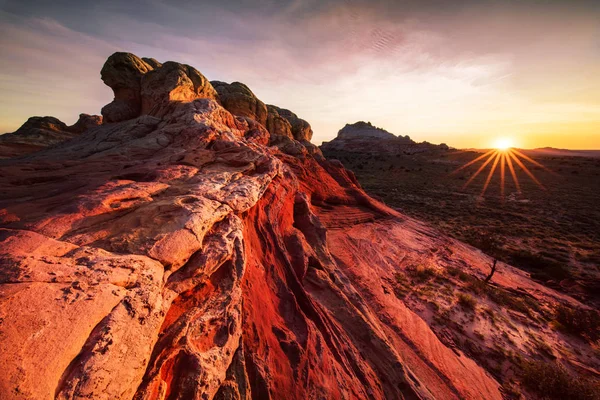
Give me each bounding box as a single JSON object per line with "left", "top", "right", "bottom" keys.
{"left": 493, "top": 137, "right": 514, "bottom": 151}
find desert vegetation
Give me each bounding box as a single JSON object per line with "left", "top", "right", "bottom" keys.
{"left": 322, "top": 148, "right": 600, "bottom": 306}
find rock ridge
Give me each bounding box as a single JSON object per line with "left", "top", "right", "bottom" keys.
{"left": 0, "top": 52, "right": 503, "bottom": 400}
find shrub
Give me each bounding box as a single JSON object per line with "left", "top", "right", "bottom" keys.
{"left": 406, "top": 264, "right": 437, "bottom": 282}
{"left": 447, "top": 266, "right": 471, "bottom": 282}
{"left": 457, "top": 293, "right": 476, "bottom": 310}
{"left": 521, "top": 360, "right": 600, "bottom": 400}
{"left": 485, "top": 287, "right": 540, "bottom": 318}
{"left": 554, "top": 304, "right": 600, "bottom": 342}
{"left": 392, "top": 272, "right": 410, "bottom": 299}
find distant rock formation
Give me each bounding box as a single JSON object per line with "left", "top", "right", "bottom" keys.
{"left": 321, "top": 121, "right": 448, "bottom": 155}
{"left": 0, "top": 114, "right": 102, "bottom": 159}
{"left": 338, "top": 121, "right": 404, "bottom": 140}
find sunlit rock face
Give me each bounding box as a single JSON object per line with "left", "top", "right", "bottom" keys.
{"left": 0, "top": 52, "right": 507, "bottom": 400}
{"left": 267, "top": 104, "right": 313, "bottom": 142}
{"left": 211, "top": 81, "right": 269, "bottom": 127}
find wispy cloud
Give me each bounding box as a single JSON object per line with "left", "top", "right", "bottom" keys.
{"left": 0, "top": 0, "right": 599, "bottom": 148}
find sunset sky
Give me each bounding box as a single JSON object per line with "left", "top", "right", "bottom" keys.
{"left": 1, "top": 0, "right": 599, "bottom": 149}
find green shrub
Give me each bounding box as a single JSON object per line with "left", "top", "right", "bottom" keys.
{"left": 457, "top": 293, "right": 476, "bottom": 310}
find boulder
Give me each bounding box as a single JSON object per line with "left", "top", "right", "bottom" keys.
{"left": 211, "top": 81, "right": 268, "bottom": 126}
{"left": 266, "top": 105, "right": 293, "bottom": 139}
{"left": 141, "top": 62, "right": 218, "bottom": 118}
{"left": 267, "top": 105, "right": 312, "bottom": 141}
{"left": 100, "top": 52, "right": 154, "bottom": 123}
{"left": 68, "top": 113, "right": 103, "bottom": 134}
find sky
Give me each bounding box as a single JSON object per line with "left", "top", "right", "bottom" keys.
{"left": 1, "top": 0, "right": 599, "bottom": 149}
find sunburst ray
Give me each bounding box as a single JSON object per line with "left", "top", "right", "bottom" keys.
{"left": 451, "top": 149, "right": 495, "bottom": 175}
{"left": 507, "top": 150, "right": 546, "bottom": 190}
{"left": 500, "top": 152, "right": 506, "bottom": 200}
{"left": 511, "top": 149, "right": 556, "bottom": 175}
{"left": 505, "top": 150, "right": 521, "bottom": 193}
{"left": 481, "top": 151, "right": 502, "bottom": 196}
{"left": 462, "top": 150, "right": 498, "bottom": 189}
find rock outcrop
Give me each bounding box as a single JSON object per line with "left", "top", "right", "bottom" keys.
{"left": 338, "top": 121, "right": 404, "bottom": 140}
{"left": 100, "top": 52, "right": 154, "bottom": 123}
{"left": 101, "top": 52, "right": 218, "bottom": 122}
{"left": 0, "top": 52, "right": 512, "bottom": 400}
{"left": 0, "top": 114, "right": 102, "bottom": 159}
{"left": 267, "top": 105, "right": 313, "bottom": 142}
{"left": 211, "top": 81, "right": 268, "bottom": 127}
{"left": 321, "top": 121, "right": 448, "bottom": 155}
{"left": 208, "top": 80, "right": 312, "bottom": 143}
{"left": 265, "top": 105, "right": 293, "bottom": 139}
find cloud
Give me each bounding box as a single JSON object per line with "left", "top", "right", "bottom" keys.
{"left": 0, "top": 0, "right": 599, "bottom": 148}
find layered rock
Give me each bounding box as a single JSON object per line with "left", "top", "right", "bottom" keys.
{"left": 208, "top": 80, "right": 312, "bottom": 143}
{"left": 142, "top": 62, "right": 218, "bottom": 118}
{"left": 0, "top": 52, "right": 509, "bottom": 400}
{"left": 0, "top": 114, "right": 102, "bottom": 159}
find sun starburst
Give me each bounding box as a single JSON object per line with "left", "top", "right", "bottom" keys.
{"left": 451, "top": 145, "right": 554, "bottom": 200}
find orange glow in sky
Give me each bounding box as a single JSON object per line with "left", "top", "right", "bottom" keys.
{"left": 0, "top": 1, "right": 599, "bottom": 149}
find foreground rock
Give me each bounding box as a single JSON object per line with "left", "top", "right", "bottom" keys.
{"left": 0, "top": 52, "right": 520, "bottom": 399}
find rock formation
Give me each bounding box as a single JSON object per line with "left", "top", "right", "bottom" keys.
{"left": 211, "top": 81, "right": 268, "bottom": 127}
{"left": 3, "top": 52, "right": 593, "bottom": 400}
{"left": 100, "top": 52, "right": 154, "bottom": 123}
{"left": 338, "top": 121, "right": 401, "bottom": 140}
{"left": 0, "top": 114, "right": 102, "bottom": 159}
{"left": 267, "top": 105, "right": 313, "bottom": 142}
{"left": 321, "top": 121, "right": 447, "bottom": 155}
{"left": 209, "top": 81, "right": 313, "bottom": 143}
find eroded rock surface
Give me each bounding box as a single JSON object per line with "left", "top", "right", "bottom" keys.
{"left": 0, "top": 52, "right": 506, "bottom": 400}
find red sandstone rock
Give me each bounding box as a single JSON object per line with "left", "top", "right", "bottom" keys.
{"left": 0, "top": 52, "right": 528, "bottom": 399}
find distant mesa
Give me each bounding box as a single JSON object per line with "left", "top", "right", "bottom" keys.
{"left": 321, "top": 121, "right": 449, "bottom": 155}
{"left": 338, "top": 121, "right": 405, "bottom": 140}
{"left": 0, "top": 114, "right": 102, "bottom": 159}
